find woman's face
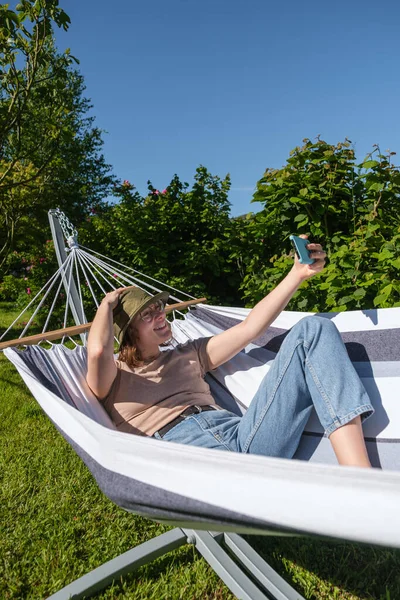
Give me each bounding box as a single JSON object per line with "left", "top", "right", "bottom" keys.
{"left": 132, "top": 300, "right": 171, "bottom": 350}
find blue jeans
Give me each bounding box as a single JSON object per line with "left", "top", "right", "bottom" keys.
{"left": 153, "top": 317, "right": 374, "bottom": 459}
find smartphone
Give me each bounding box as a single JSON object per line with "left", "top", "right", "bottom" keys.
{"left": 289, "top": 235, "right": 315, "bottom": 264}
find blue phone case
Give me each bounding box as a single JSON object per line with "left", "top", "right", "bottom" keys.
{"left": 289, "top": 235, "right": 314, "bottom": 264}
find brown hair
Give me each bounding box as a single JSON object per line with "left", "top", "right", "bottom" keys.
{"left": 118, "top": 321, "right": 172, "bottom": 369}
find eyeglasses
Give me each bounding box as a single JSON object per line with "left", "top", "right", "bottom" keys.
{"left": 139, "top": 300, "right": 166, "bottom": 323}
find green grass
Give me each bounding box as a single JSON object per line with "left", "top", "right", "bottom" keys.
{"left": 1, "top": 301, "right": 400, "bottom": 599}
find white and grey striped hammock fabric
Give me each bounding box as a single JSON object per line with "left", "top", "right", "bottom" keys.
{"left": 5, "top": 304, "right": 400, "bottom": 549}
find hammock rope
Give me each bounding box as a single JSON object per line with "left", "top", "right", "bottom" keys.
{"left": 41, "top": 276, "right": 65, "bottom": 334}
{"left": 78, "top": 244, "right": 196, "bottom": 301}
{"left": 0, "top": 252, "right": 74, "bottom": 342}
{"left": 77, "top": 247, "right": 183, "bottom": 303}
{"left": 54, "top": 207, "right": 195, "bottom": 302}
{"left": 0, "top": 210, "right": 202, "bottom": 347}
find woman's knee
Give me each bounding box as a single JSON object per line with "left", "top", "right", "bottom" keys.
{"left": 295, "top": 315, "right": 336, "bottom": 332}
{"left": 291, "top": 316, "right": 338, "bottom": 342}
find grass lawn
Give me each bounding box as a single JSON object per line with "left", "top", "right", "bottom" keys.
{"left": 1, "top": 301, "right": 400, "bottom": 599}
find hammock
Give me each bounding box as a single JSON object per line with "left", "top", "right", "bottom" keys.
{"left": 2, "top": 209, "right": 400, "bottom": 600}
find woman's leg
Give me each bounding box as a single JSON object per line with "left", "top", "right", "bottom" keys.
{"left": 329, "top": 416, "right": 371, "bottom": 467}
{"left": 236, "top": 316, "right": 374, "bottom": 465}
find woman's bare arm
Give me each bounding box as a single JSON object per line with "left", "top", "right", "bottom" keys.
{"left": 206, "top": 241, "right": 326, "bottom": 370}
{"left": 86, "top": 288, "right": 125, "bottom": 399}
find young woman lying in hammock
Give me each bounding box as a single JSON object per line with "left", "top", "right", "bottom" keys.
{"left": 86, "top": 238, "right": 373, "bottom": 468}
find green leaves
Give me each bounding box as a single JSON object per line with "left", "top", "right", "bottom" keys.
{"left": 238, "top": 139, "right": 400, "bottom": 311}
{"left": 373, "top": 284, "right": 394, "bottom": 306}
{"left": 361, "top": 160, "right": 379, "bottom": 169}
{"left": 391, "top": 258, "right": 400, "bottom": 269}
{"left": 353, "top": 288, "right": 366, "bottom": 299}
{"left": 372, "top": 249, "right": 394, "bottom": 261}
{"left": 294, "top": 214, "right": 308, "bottom": 222}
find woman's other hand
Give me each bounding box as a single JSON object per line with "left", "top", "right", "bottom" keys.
{"left": 101, "top": 287, "right": 126, "bottom": 310}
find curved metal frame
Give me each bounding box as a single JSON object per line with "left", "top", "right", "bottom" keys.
{"left": 47, "top": 528, "right": 303, "bottom": 600}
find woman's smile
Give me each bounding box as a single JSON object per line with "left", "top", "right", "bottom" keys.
{"left": 153, "top": 322, "right": 168, "bottom": 333}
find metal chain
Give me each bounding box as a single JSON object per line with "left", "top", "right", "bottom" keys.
{"left": 53, "top": 208, "right": 79, "bottom": 249}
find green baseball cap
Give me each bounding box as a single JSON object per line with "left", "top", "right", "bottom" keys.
{"left": 113, "top": 287, "right": 170, "bottom": 344}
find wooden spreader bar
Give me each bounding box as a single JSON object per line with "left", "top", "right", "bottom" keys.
{"left": 0, "top": 297, "right": 207, "bottom": 351}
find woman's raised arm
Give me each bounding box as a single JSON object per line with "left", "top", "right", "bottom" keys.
{"left": 86, "top": 288, "right": 125, "bottom": 399}
{"left": 206, "top": 240, "right": 326, "bottom": 370}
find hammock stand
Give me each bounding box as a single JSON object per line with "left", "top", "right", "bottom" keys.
{"left": 2, "top": 209, "right": 400, "bottom": 600}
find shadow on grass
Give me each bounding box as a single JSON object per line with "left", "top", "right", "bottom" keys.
{"left": 0, "top": 376, "right": 30, "bottom": 390}
{"left": 245, "top": 534, "right": 400, "bottom": 600}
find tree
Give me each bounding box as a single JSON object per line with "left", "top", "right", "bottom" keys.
{"left": 0, "top": 0, "right": 72, "bottom": 267}
{"left": 0, "top": 2, "right": 115, "bottom": 272}
{"left": 0, "top": 1, "right": 71, "bottom": 142}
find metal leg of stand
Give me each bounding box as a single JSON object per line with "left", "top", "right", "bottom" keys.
{"left": 184, "top": 529, "right": 268, "bottom": 600}
{"left": 184, "top": 530, "right": 304, "bottom": 600}
{"left": 46, "top": 528, "right": 188, "bottom": 600}
{"left": 224, "top": 533, "right": 305, "bottom": 600}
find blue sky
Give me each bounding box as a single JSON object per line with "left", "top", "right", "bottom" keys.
{"left": 55, "top": 0, "right": 400, "bottom": 216}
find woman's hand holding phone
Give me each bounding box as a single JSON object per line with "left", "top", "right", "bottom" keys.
{"left": 290, "top": 234, "right": 327, "bottom": 280}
